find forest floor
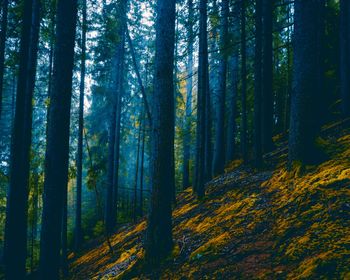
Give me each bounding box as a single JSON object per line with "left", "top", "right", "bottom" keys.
{"left": 69, "top": 120, "right": 350, "bottom": 279}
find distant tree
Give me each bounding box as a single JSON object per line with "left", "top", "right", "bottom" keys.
{"left": 288, "top": 0, "right": 325, "bottom": 165}
{"left": 39, "top": 0, "right": 78, "bottom": 278}
{"left": 3, "top": 0, "right": 41, "bottom": 278}
{"left": 0, "top": 0, "right": 8, "bottom": 120}
{"left": 340, "top": 0, "right": 350, "bottom": 117}
{"left": 226, "top": 1, "right": 239, "bottom": 164}
{"left": 105, "top": 0, "right": 126, "bottom": 235}
{"left": 204, "top": 0, "right": 213, "bottom": 182}
{"left": 145, "top": 0, "right": 176, "bottom": 265}
{"left": 182, "top": 0, "right": 194, "bottom": 190}
{"left": 213, "top": 0, "right": 229, "bottom": 176}
{"left": 75, "top": 0, "right": 87, "bottom": 252}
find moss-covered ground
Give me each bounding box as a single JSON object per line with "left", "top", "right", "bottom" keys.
{"left": 69, "top": 121, "right": 350, "bottom": 279}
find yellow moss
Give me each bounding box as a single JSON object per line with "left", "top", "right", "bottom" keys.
{"left": 72, "top": 132, "right": 350, "bottom": 280}
{"left": 190, "top": 232, "right": 230, "bottom": 260}
{"left": 173, "top": 203, "right": 197, "bottom": 218}
{"left": 224, "top": 159, "right": 243, "bottom": 173}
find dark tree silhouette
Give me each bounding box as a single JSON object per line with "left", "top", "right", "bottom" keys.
{"left": 3, "top": 0, "right": 41, "bottom": 278}
{"left": 39, "top": 0, "right": 78, "bottom": 277}
{"left": 254, "top": 0, "right": 263, "bottom": 167}
{"left": 340, "top": 0, "right": 350, "bottom": 117}
{"left": 240, "top": 0, "right": 248, "bottom": 162}
{"left": 194, "top": 0, "right": 209, "bottom": 198}
{"left": 261, "top": 0, "right": 274, "bottom": 153}
{"left": 145, "top": 0, "right": 176, "bottom": 264}
{"left": 288, "top": 0, "right": 325, "bottom": 165}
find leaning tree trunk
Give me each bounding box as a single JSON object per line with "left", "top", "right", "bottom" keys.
{"left": 74, "top": 0, "right": 87, "bottom": 252}
{"left": 145, "top": 0, "right": 176, "bottom": 265}
{"left": 213, "top": 0, "right": 229, "bottom": 176}
{"left": 38, "top": 0, "right": 77, "bottom": 277}
{"left": 288, "top": 0, "right": 325, "bottom": 165}
{"left": 3, "top": 0, "right": 41, "bottom": 278}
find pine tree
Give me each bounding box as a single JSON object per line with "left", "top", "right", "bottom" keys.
{"left": 182, "top": 0, "right": 194, "bottom": 190}
{"left": 3, "top": 0, "right": 41, "bottom": 277}
{"left": 39, "top": 0, "right": 78, "bottom": 277}
{"left": 0, "top": 0, "right": 8, "bottom": 120}
{"left": 254, "top": 0, "right": 263, "bottom": 167}
{"left": 75, "top": 0, "right": 87, "bottom": 251}
{"left": 340, "top": 0, "right": 350, "bottom": 117}
{"left": 288, "top": 0, "right": 325, "bottom": 165}
{"left": 213, "top": 0, "right": 229, "bottom": 176}
{"left": 145, "top": 0, "right": 176, "bottom": 265}
{"left": 194, "top": 0, "right": 209, "bottom": 198}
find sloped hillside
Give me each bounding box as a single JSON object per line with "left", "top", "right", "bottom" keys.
{"left": 69, "top": 123, "right": 350, "bottom": 279}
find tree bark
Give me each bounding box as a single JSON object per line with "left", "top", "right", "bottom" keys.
{"left": 39, "top": 0, "right": 77, "bottom": 277}
{"left": 261, "top": 0, "right": 274, "bottom": 152}
{"left": 145, "top": 0, "right": 176, "bottom": 265}
{"left": 288, "top": 0, "right": 325, "bottom": 165}
{"left": 194, "top": 0, "right": 208, "bottom": 198}
{"left": 254, "top": 0, "right": 263, "bottom": 167}
{"left": 340, "top": 0, "right": 350, "bottom": 117}
{"left": 3, "top": 0, "right": 41, "bottom": 278}
{"left": 240, "top": 0, "right": 248, "bottom": 162}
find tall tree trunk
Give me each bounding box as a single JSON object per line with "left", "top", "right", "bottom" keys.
{"left": 205, "top": 0, "right": 214, "bottom": 182}
{"left": 133, "top": 115, "right": 142, "bottom": 223}
{"left": 182, "top": 0, "right": 193, "bottom": 190}
{"left": 194, "top": 0, "right": 208, "bottom": 198}
{"left": 261, "top": 0, "right": 274, "bottom": 152}
{"left": 288, "top": 0, "right": 325, "bottom": 165}
{"left": 340, "top": 0, "right": 350, "bottom": 117}
{"left": 30, "top": 171, "right": 39, "bottom": 273}
{"left": 105, "top": 0, "right": 126, "bottom": 235}
{"left": 74, "top": 0, "right": 87, "bottom": 252}
{"left": 61, "top": 180, "right": 68, "bottom": 277}
{"left": 139, "top": 123, "right": 145, "bottom": 217}
{"left": 254, "top": 0, "right": 263, "bottom": 167}
{"left": 145, "top": 0, "right": 176, "bottom": 265}
{"left": 213, "top": 0, "right": 229, "bottom": 176}
{"left": 38, "top": 0, "right": 77, "bottom": 277}
{"left": 240, "top": 0, "right": 248, "bottom": 162}
{"left": 0, "top": 0, "right": 8, "bottom": 120}
{"left": 226, "top": 55, "right": 238, "bottom": 163}
{"left": 3, "top": 0, "right": 41, "bottom": 278}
